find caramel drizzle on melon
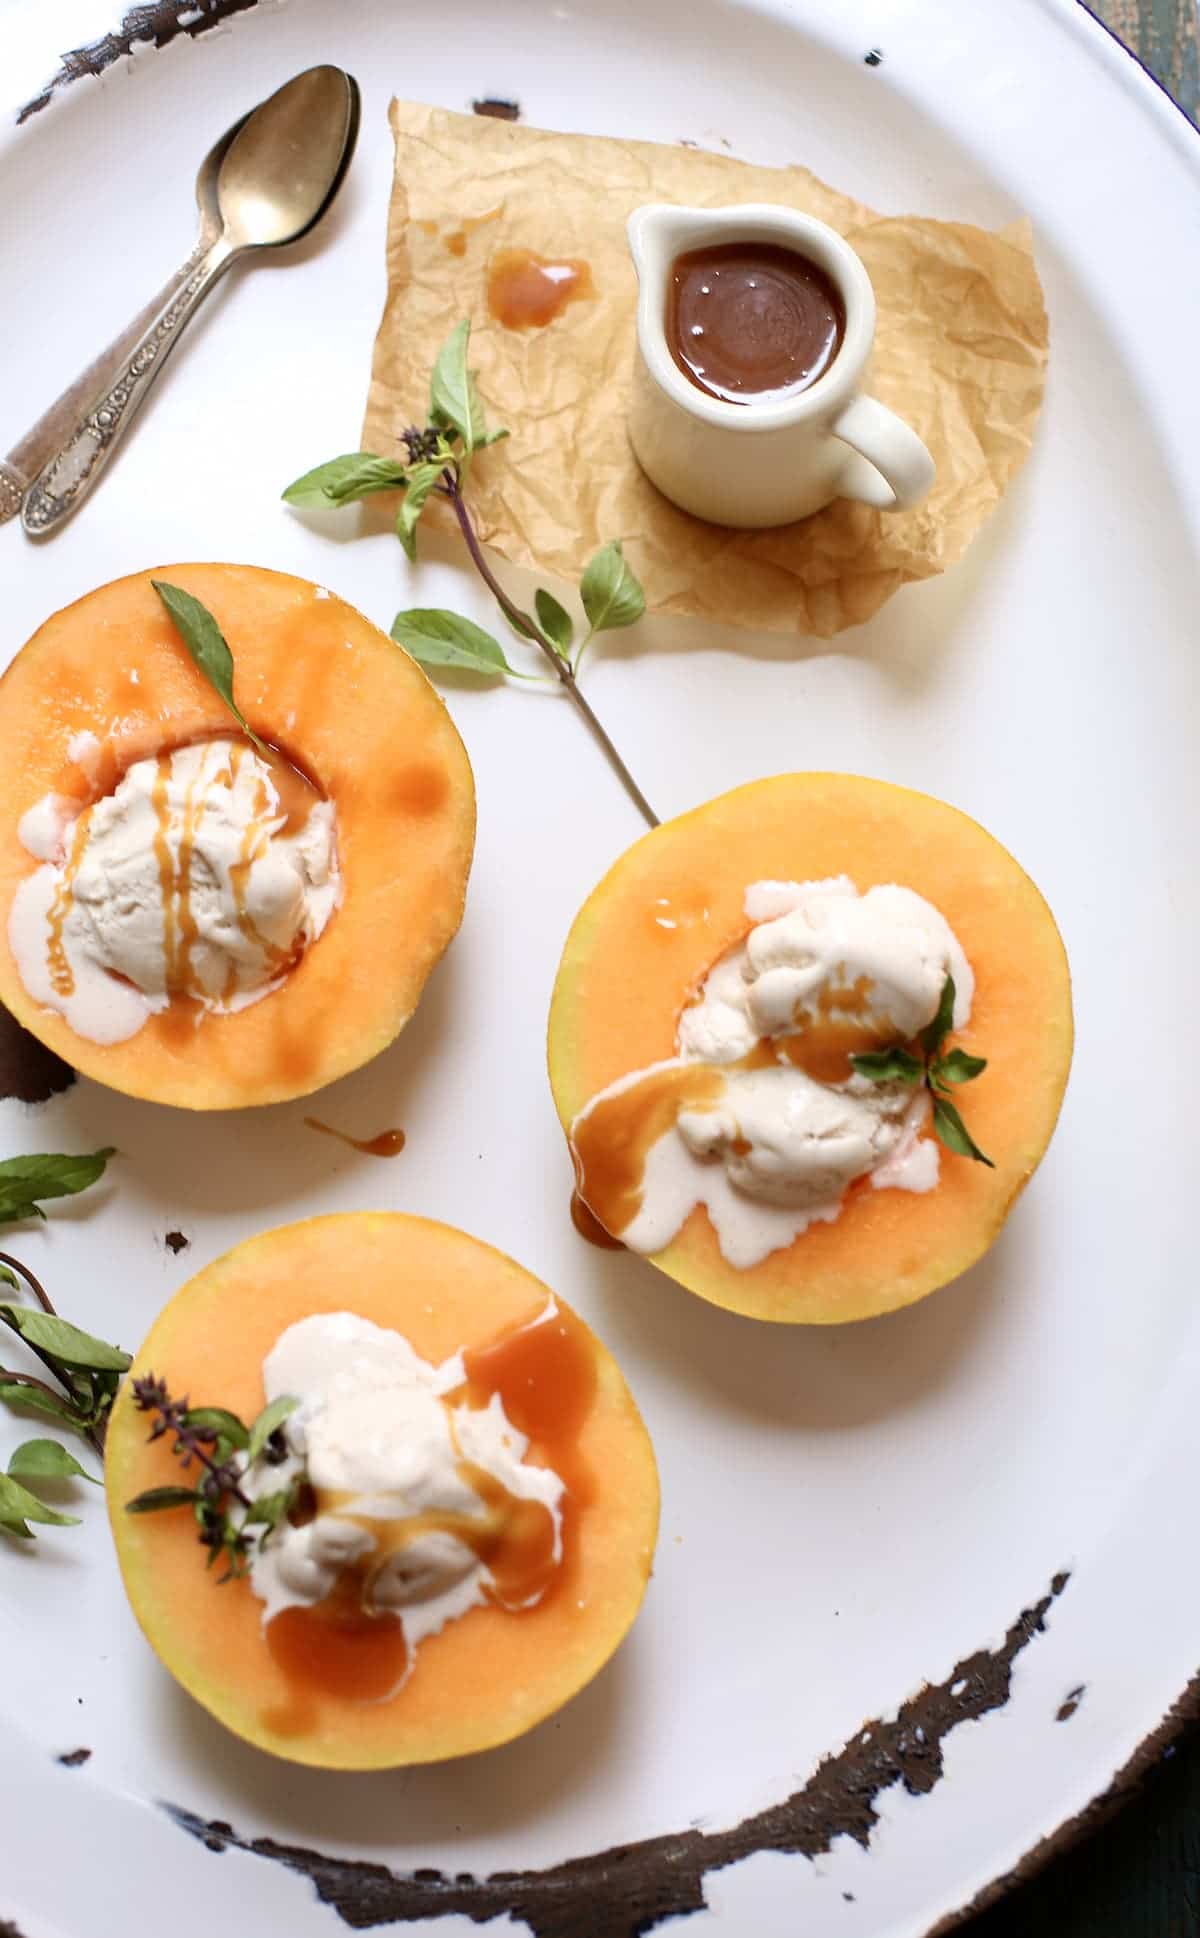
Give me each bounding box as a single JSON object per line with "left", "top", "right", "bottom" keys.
{"left": 44, "top": 736, "right": 321, "bottom": 1012}
{"left": 317, "top": 1452, "right": 559, "bottom": 1617}
{"left": 45, "top": 809, "right": 96, "bottom": 998}
{"left": 261, "top": 1302, "right": 597, "bottom": 1726}
{"left": 572, "top": 972, "right": 904, "bottom": 1243}
{"left": 227, "top": 756, "right": 285, "bottom": 988}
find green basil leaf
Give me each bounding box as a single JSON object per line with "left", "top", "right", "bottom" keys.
{"left": 501, "top": 606, "right": 539, "bottom": 643}
{"left": 282, "top": 452, "right": 408, "bottom": 508}
{"left": 0, "top": 1381, "right": 88, "bottom": 1431}
{"left": 849, "top": 1048, "right": 924, "bottom": 1085}
{"left": 0, "top": 1198, "right": 43, "bottom": 1225}
{"left": 0, "top": 1305, "right": 130, "bottom": 1373}
{"left": 391, "top": 609, "right": 514, "bottom": 678}
{"left": 0, "top": 1473, "right": 80, "bottom": 1532}
{"left": 151, "top": 582, "right": 269, "bottom": 758}
{"left": 243, "top": 1486, "right": 294, "bottom": 1535}
{"left": 535, "top": 589, "right": 574, "bottom": 659}
{"left": 919, "top": 975, "right": 957, "bottom": 1058}
{"left": 247, "top": 1394, "right": 299, "bottom": 1466}
{"left": 579, "top": 540, "right": 646, "bottom": 635}
{"left": 932, "top": 1049, "right": 988, "bottom": 1085}
{"left": 0, "top": 1149, "right": 115, "bottom": 1227}
{"left": 184, "top": 1407, "right": 250, "bottom": 1451}
{"left": 125, "top": 1485, "right": 204, "bottom": 1514}
{"left": 395, "top": 461, "right": 445, "bottom": 561}
{"left": 429, "top": 320, "right": 488, "bottom": 459}
{"left": 931, "top": 1095, "right": 995, "bottom": 1168}
{"left": 7, "top": 1439, "right": 98, "bottom": 1485}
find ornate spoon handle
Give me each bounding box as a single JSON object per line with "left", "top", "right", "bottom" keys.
{"left": 21, "top": 238, "right": 235, "bottom": 538}
{"left": 0, "top": 243, "right": 211, "bottom": 528}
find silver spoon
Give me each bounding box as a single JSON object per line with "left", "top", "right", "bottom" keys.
{"left": 0, "top": 109, "right": 248, "bottom": 528}
{"left": 19, "top": 65, "right": 360, "bottom": 539}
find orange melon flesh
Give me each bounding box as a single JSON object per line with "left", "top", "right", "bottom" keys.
{"left": 105, "top": 1213, "right": 660, "bottom": 1769}
{"left": 548, "top": 773, "right": 1073, "bottom": 1325}
{"left": 0, "top": 565, "right": 475, "bottom": 1108}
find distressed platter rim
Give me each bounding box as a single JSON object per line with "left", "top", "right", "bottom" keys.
{"left": 1, "top": 1, "right": 1199, "bottom": 1935}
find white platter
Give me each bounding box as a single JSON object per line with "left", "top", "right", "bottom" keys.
{"left": 1, "top": 2, "right": 1198, "bottom": 1933}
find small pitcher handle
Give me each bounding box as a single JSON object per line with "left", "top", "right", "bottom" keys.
{"left": 832, "top": 395, "right": 935, "bottom": 511}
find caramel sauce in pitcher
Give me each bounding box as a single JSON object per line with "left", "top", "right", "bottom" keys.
{"left": 667, "top": 240, "right": 844, "bottom": 405}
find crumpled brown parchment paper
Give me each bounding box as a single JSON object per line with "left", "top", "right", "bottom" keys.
{"left": 363, "top": 102, "right": 1048, "bottom": 639}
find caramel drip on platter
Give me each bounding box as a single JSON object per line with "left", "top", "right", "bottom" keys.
{"left": 45, "top": 810, "right": 95, "bottom": 999}
{"left": 260, "top": 1303, "right": 597, "bottom": 1715}
{"left": 304, "top": 1119, "right": 407, "bottom": 1158}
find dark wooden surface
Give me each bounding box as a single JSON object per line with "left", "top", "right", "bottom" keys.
{"left": 966, "top": 3, "right": 1198, "bottom": 1934}
{"left": 1096, "top": 0, "right": 1199, "bottom": 118}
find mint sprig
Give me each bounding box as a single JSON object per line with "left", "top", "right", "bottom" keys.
{"left": 283, "top": 320, "right": 656, "bottom": 828}
{"left": 0, "top": 1251, "right": 130, "bottom": 1538}
{"left": 151, "top": 581, "right": 270, "bottom": 758}
{"left": 851, "top": 974, "right": 993, "bottom": 1168}
{"left": 0, "top": 1148, "right": 115, "bottom": 1227}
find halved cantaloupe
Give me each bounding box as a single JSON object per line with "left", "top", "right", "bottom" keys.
{"left": 0, "top": 564, "right": 475, "bottom": 1108}
{"left": 548, "top": 774, "right": 1073, "bottom": 1325}
{"left": 105, "top": 1212, "right": 660, "bottom": 1769}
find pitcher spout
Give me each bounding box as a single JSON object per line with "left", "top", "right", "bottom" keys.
{"left": 626, "top": 203, "right": 714, "bottom": 294}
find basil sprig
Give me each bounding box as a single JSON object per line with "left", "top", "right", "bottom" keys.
{"left": 852, "top": 974, "right": 993, "bottom": 1167}
{"left": 283, "top": 320, "right": 656, "bottom": 828}
{"left": 126, "top": 1379, "right": 303, "bottom": 1582}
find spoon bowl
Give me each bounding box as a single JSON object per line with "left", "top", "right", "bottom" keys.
{"left": 217, "top": 66, "right": 361, "bottom": 254}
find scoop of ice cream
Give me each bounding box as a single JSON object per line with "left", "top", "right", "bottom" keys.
{"left": 573, "top": 875, "right": 974, "bottom": 1269}
{"left": 247, "top": 1312, "right": 564, "bottom": 1657}
{"left": 679, "top": 877, "right": 971, "bottom": 1062}
{"left": 677, "top": 1063, "right": 912, "bottom": 1209}
{"left": 7, "top": 737, "right": 339, "bottom": 1045}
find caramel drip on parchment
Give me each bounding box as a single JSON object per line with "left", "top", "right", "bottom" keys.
{"left": 486, "top": 246, "right": 595, "bottom": 329}
{"left": 443, "top": 204, "right": 502, "bottom": 257}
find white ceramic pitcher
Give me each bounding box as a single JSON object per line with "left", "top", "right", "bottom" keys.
{"left": 626, "top": 203, "right": 935, "bottom": 528}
